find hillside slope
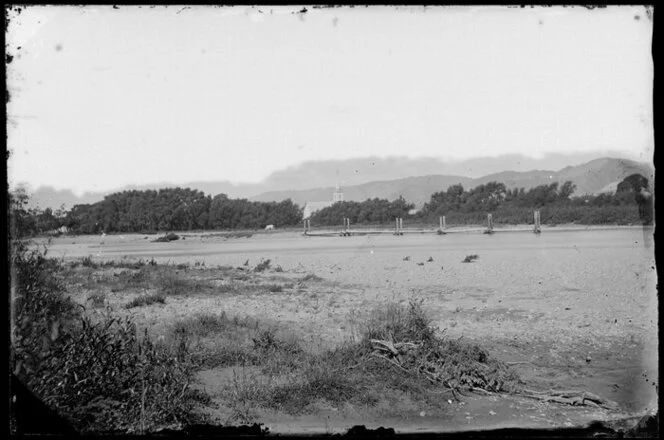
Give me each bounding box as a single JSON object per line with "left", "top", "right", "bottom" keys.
{"left": 251, "top": 158, "right": 654, "bottom": 206}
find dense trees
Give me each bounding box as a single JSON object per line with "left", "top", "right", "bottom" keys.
{"left": 8, "top": 173, "right": 653, "bottom": 237}
{"left": 309, "top": 197, "right": 415, "bottom": 226}
{"left": 417, "top": 176, "right": 651, "bottom": 226}
{"left": 9, "top": 188, "right": 68, "bottom": 238}
{"left": 63, "top": 188, "right": 213, "bottom": 234}
{"left": 36, "top": 188, "right": 302, "bottom": 235}
{"left": 208, "top": 195, "right": 302, "bottom": 230}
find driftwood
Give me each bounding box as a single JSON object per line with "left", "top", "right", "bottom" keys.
{"left": 368, "top": 338, "right": 617, "bottom": 410}
{"left": 519, "top": 388, "right": 619, "bottom": 410}
{"left": 369, "top": 339, "right": 462, "bottom": 401}
{"left": 507, "top": 361, "right": 537, "bottom": 367}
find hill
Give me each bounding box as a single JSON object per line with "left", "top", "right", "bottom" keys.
{"left": 22, "top": 153, "right": 652, "bottom": 210}
{"left": 251, "top": 157, "right": 653, "bottom": 207}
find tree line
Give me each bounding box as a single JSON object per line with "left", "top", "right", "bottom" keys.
{"left": 9, "top": 187, "right": 303, "bottom": 237}
{"left": 309, "top": 196, "right": 415, "bottom": 226}
{"left": 8, "top": 173, "right": 653, "bottom": 238}
{"left": 415, "top": 174, "right": 653, "bottom": 226}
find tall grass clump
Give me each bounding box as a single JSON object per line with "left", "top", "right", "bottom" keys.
{"left": 157, "top": 270, "right": 201, "bottom": 296}
{"left": 361, "top": 300, "right": 437, "bottom": 346}
{"left": 125, "top": 292, "right": 166, "bottom": 309}
{"left": 170, "top": 313, "right": 262, "bottom": 368}
{"left": 253, "top": 259, "right": 271, "bottom": 272}
{"left": 81, "top": 256, "right": 98, "bottom": 269}
{"left": 87, "top": 291, "right": 106, "bottom": 308}
{"left": 300, "top": 273, "right": 323, "bottom": 282}
{"left": 358, "top": 300, "right": 521, "bottom": 394}
{"left": 10, "top": 241, "right": 209, "bottom": 434}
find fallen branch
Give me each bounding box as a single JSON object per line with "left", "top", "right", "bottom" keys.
{"left": 519, "top": 389, "right": 618, "bottom": 409}
{"left": 470, "top": 386, "right": 495, "bottom": 395}
{"left": 371, "top": 353, "right": 409, "bottom": 373}
{"left": 507, "top": 361, "right": 537, "bottom": 367}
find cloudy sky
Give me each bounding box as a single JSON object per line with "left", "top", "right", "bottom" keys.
{"left": 6, "top": 5, "right": 654, "bottom": 195}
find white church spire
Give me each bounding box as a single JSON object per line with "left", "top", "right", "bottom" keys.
{"left": 333, "top": 169, "right": 344, "bottom": 202}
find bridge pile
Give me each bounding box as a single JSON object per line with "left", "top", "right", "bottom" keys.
{"left": 303, "top": 211, "right": 546, "bottom": 237}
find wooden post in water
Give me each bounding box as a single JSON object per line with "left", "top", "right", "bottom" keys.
{"left": 439, "top": 216, "right": 447, "bottom": 233}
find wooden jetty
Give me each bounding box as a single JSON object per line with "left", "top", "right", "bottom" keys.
{"left": 303, "top": 211, "right": 547, "bottom": 237}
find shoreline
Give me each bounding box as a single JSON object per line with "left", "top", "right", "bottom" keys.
{"left": 25, "top": 223, "right": 653, "bottom": 241}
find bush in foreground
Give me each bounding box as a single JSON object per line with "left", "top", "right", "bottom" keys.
{"left": 10, "top": 242, "right": 208, "bottom": 434}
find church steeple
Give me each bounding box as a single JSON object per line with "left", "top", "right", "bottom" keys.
{"left": 333, "top": 170, "right": 344, "bottom": 202}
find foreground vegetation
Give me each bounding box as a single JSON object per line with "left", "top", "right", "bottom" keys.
{"left": 12, "top": 239, "right": 625, "bottom": 433}
{"left": 10, "top": 243, "right": 210, "bottom": 434}
{"left": 10, "top": 245, "right": 524, "bottom": 432}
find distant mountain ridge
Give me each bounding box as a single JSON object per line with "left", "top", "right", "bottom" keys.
{"left": 251, "top": 157, "right": 654, "bottom": 207}
{"left": 22, "top": 154, "right": 653, "bottom": 210}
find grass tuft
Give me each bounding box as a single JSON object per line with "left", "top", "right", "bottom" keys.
{"left": 254, "top": 259, "right": 271, "bottom": 272}
{"left": 87, "top": 291, "right": 106, "bottom": 308}
{"left": 81, "top": 256, "right": 98, "bottom": 269}
{"left": 125, "top": 292, "right": 166, "bottom": 309}
{"left": 300, "top": 273, "right": 323, "bottom": 282}
{"left": 462, "top": 254, "right": 479, "bottom": 263}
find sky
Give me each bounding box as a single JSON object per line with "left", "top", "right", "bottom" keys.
{"left": 6, "top": 5, "right": 654, "bottom": 195}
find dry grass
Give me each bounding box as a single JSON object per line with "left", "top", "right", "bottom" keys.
{"left": 125, "top": 292, "right": 166, "bottom": 309}
{"left": 169, "top": 298, "right": 523, "bottom": 420}
{"left": 300, "top": 273, "right": 324, "bottom": 282}
{"left": 54, "top": 255, "right": 526, "bottom": 424}
{"left": 87, "top": 291, "right": 106, "bottom": 308}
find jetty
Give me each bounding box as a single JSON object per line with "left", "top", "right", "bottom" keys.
{"left": 303, "top": 212, "right": 546, "bottom": 237}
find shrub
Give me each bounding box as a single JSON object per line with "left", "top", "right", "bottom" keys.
{"left": 87, "top": 291, "right": 106, "bottom": 308}
{"left": 152, "top": 233, "right": 180, "bottom": 243}
{"left": 81, "top": 256, "right": 98, "bottom": 268}
{"left": 254, "top": 259, "right": 271, "bottom": 272}
{"left": 362, "top": 299, "right": 437, "bottom": 345}
{"left": 157, "top": 271, "right": 203, "bottom": 296}
{"left": 125, "top": 293, "right": 166, "bottom": 309}
{"left": 300, "top": 273, "right": 323, "bottom": 282}
{"left": 357, "top": 300, "right": 520, "bottom": 394}
{"left": 462, "top": 254, "right": 479, "bottom": 263}
{"left": 10, "top": 242, "right": 208, "bottom": 434}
